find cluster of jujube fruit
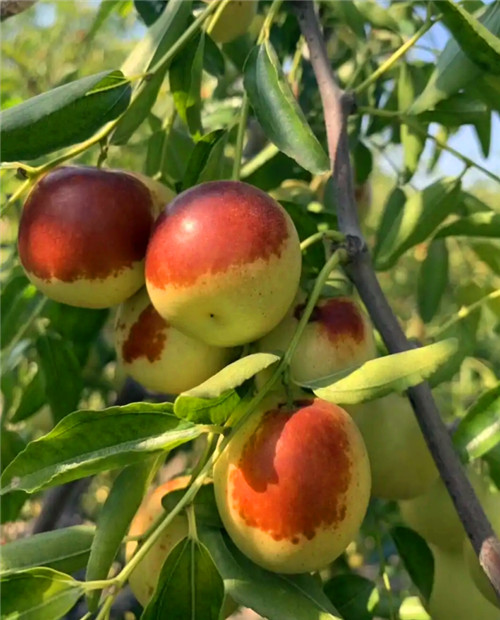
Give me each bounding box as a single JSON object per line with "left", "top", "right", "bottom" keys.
{"left": 17, "top": 166, "right": 498, "bottom": 616}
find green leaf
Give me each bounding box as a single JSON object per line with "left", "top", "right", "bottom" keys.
{"left": 472, "top": 104, "right": 492, "bottom": 157}
{"left": 146, "top": 121, "right": 195, "bottom": 183}
{"left": 484, "top": 444, "right": 500, "bottom": 489}
{"left": 0, "top": 430, "right": 29, "bottom": 522}
{"left": 1, "top": 429, "right": 26, "bottom": 470}
{"left": 0, "top": 567, "right": 84, "bottom": 620}
{"left": 417, "top": 239, "right": 449, "bottom": 324}
{"left": 85, "top": 0, "right": 122, "bottom": 42}
{"left": 199, "top": 527, "right": 341, "bottom": 619}
{"left": 111, "top": 0, "right": 192, "bottom": 144}
{"left": 410, "top": 2, "right": 500, "bottom": 114}
{"left": 428, "top": 312, "right": 480, "bottom": 388}
{"left": 437, "top": 0, "right": 500, "bottom": 74}
{"left": 0, "top": 70, "right": 131, "bottom": 161}
{"left": 391, "top": 526, "right": 434, "bottom": 603}
{"left": 469, "top": 73, "right": 500, "bottom": 111}
{"left": 399, "top": 63, "right": 426, "bottom": 180}
{"left": 417, "top": 93, "right": 490, "bottom": 127}
{"left": 181, "top": 353, "right": 280, "bottom": 399}
{"left": 181, "top": 129, "right": 228, "bottom": 190}
{"left": 0, "top": 276, "right": 42, "bottom": 351}
{"left": 0, "top": 526, "right": 95, "bottom": 577}
{"left": 1, "top": 402, "right": 201, "bottom": 495}
{"left": 134, "top": 0, "right": 167, "bottom": 26}
{"left": 170, "top": 31, "right": 205, "bottom": 138}
{"left": 372, "top": 186, "right": 406, "bottom": 262}
{"left": 142, "top": 538, "right": 224, "bottom": 620}
{"left": 470, "top": 240, "right": 500, "bottom": 273}
{"left": 336, "top": 2, "right": 366, "bottom": 39}
{"left": 435, "top": 212, "right": 500, "bottom": 239}
{"left": 244, "top": 42, "right": 330, "bottom": 175}
{"left": 0, "top": 491, "right": 28, "bottom": 525}
{"left": 10, "top": 370, "right": 47, "bottom": 424}
{"left": 354, "top": 0, "right": 400, "bottom": 32}
{"left": 204, "top": 34, "right": 225, "bottom": 77}
{"left": 174, "top": 389, "right": 241, "bottom": 426}
{"left": 36, "top": 332, "right": 83, "bottom": 424}
{"left": 162, "top": 483, "right": 223, "bottom": 529}
{"left": 308, "top": 339, "right": 458, "bottom": 405}
{"left": 324, "top": 574, "right": 378, "bottom": 620}
{"left": 453, "top": 383, "right": 500, "bottom": 461}
{"left": 375, "top": 178, "right": 461, "bottom": 270}
{"left": 86, "top": 458, "right": 158, "bottom": 612}
{"left": 353, "top": 140, "right": 373, "bottom": 185}
{"left": 42, "top": 302, "right": 108, "bottom": 366}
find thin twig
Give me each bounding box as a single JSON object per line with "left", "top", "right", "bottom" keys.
{"left": 290, "top": 0, "right": 500, "bottom": 602}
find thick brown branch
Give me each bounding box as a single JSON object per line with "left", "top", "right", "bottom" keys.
{"left": 290, "top": 0, "right": 500, "bottom": 601}
{"left": 1, "top": 0, "right": 37, "bottom": 21}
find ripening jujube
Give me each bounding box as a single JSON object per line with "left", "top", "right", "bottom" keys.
{"left": 115, "top": 288, "right": 236, "bottom": 395}
{"left": 125, "top": 476, "right": 237, "bottom": 617}
{"left": 257, "top": 293, "right": 377, "bottom": 383}
{"left": 206, "top": 0, "right": 257, "bottom": 44}
{"left": 213, "top": 395, "right": 371, "bottom": 574}
{"left": 18, "top": 166, "right": 173, "bottom": 309}
{"left": 145, "top": 180, "right": 302, "bottom": 348}
{"left": 346, "top": 393, "right": 438, "bottom": 500}
{"left": 428, "top": 545, "right": 498, "bottom": 620}
{"left": 399, "top": 466, "right": 490, "bottom": 552}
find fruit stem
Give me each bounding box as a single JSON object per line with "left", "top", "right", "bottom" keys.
{"left": 186, "top": 504, "right": 198, "bottom": 542}
{"left": 1, "top": 178, "right": 32, "bottom": 216}
{"left": 232, "top": 94, "right": 249, "bottom": 181}
{"left": 206, "top": 0, "right": 233, "bottom": 36}
{"left": 431, "top": 289, "right": 500, "bottom": 339}
{"left": 260, "top": 0, "right": 283, "bottom": 43}
{"left": 300, "top": 229, "right": 345, "bottom": 252}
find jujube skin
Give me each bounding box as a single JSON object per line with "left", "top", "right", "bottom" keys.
{"left": 428, "top": 545, "right": 498, "bottom": 620}
{"left": 213, "top": 395, "right": 371, "bottom": 574}
{"left": 145, "top": 180, "right": 302, "bottom": 348}
{"left": 258, "top": 293, "right": 377, "bottom": 384}
{"left": 18, "top": 167, "right": 172, "bottom": 309}
{"left": 206, "top": 0, "right": 257, "bottom": 44}
{"left": 346, "top": 393, "right": 438, "bottom": 500}
{"left": 115, "top": 288, "right": 236, "bottom": 395}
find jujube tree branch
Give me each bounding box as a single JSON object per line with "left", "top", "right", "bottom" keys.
{"left": 290, "top": 0, "right": 500, "bottom": 601}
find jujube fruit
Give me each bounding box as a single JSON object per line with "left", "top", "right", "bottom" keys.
{"left": 346, "top": 393, "right": 438, "bottom": 500}
{"left": 18, "top": 166, "right": 172, "bottom": 309}
{"left": 126, "top": 476, "right": 236, "bottom": 616}
{"left": 428, "top": 545, "right": 498, "bottom": 620}
{"left": 126, "top": 476, "right": 191, "bottom": 607}
{"left": 213, "top": 396, "right": 371, "bottom": 574}
{"left": 399, "top": 466, "right": 490, "bottom": 552}
{"left": 207, "top": 0, "right": 257, "bottom": 44}
{"left": 145, "top": 180, "right": 302, "bottom": 347}
{"left": 257, "top": 294, "right": 376, "bottom": 384}
{"left": 115, "top": 288, "right": 236, "bottom": 394}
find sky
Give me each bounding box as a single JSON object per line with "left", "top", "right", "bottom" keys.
{"left": 31, "top": 1, "right": 500, "bottom": 190}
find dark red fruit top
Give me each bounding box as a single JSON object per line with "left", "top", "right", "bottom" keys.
{"left": 145, "top": 181, "right": 290, "bottom": 289}
{"left": 18, "top": 167, "right": 154, "bottom": 282}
